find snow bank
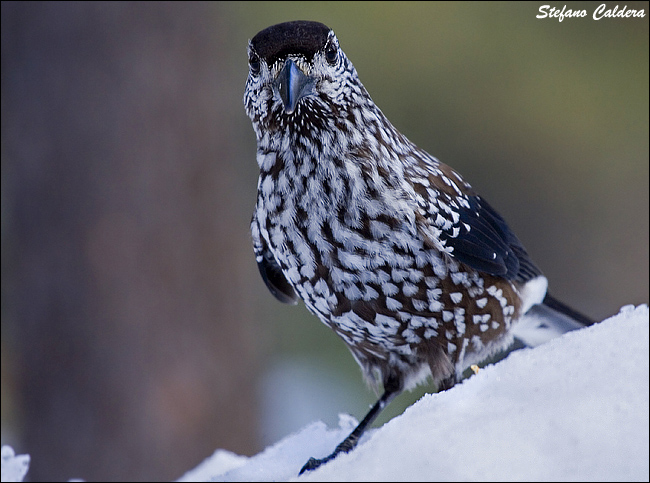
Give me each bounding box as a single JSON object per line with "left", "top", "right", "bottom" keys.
{"left": 2, "top": 305, "right": 648, "bottom": 482}
{"left": 1, "top": 446, "right": 30, "bottom": 483}
{"left": 181, "top": 304, "right": 649, "bottom": 482}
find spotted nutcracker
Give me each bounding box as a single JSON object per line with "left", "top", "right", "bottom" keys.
{"left": 243, "top": 21, "right": 594, "bottom": 473}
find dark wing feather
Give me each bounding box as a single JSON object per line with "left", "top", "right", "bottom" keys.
{"left": 440, "top": 194, "right": 542, "bottom": 283}
{"left": 256, "top": 250, "right": 299, "bottom": 305}
{"left": 251, "top": 213, "right": 298, "bottom": 305}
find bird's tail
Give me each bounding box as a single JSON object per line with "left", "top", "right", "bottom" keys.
{"left": 511, "top": 293, "right": 596, "bottom": 347}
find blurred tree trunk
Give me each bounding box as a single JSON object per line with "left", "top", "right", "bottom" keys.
{"left": 2, "top": 2, "right": 260, "bottom": 481}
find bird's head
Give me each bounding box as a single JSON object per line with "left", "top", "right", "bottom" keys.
{"left": 244, "top": 21, "right": 367, "bottom": 138}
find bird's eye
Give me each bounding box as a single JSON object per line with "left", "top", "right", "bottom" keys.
{"left": 249, "top": 53, "right": 261, "bottom": 76}
{"left": 325, "top": 44, "right": 338, "bottom": 65}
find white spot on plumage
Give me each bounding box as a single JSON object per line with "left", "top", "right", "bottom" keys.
{"left": 402, "top": 328, "right": 420, "bottom": 344}
{"left": 402, "top": 282, "right": 418, "bottom": 297}
{"left": 455, "top": 318, "right": 466, "bottom": 336}
{"left": 412, "top": 299, "right": 427, "bottom": 312}
{"left": 386, "top": 297, "right": 403, "bottom": 311}
{"left": 424, "top": 328, "right": 438, "bottom": 339}
{"left": 382, "top": 282, "right": 399, "bottom": 296}
{"left": 428, "top": 300, "right": 443, "bottom": 312}
{"left": 451, "top": 272, "right": 468, "bottom": 286}
{"left": 473, "top": 314, "right": 491, "bottom": 325}
{"left": 450, "top": 292, "right": 463, "bottom": 304}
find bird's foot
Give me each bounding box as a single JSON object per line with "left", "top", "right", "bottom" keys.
{"left": 299, "top": 454, "right": 335, "bottom": 475}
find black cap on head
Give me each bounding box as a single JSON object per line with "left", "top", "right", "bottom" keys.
{"left": 251, "top": 21, "right": 331, "bottom": 65}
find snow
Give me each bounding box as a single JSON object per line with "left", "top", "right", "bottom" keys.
{"left": 2, "top": 304, "right": 648, "bottom": 482}
{"left": 1, "top": 446, "right": 30, "bottom": 483}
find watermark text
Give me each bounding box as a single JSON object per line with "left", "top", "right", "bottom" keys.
{"left": 537, "top": 4, "right": 646, "bottom": 21}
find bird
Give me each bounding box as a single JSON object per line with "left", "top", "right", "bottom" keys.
{"left": 243, "top": 20, "right": 594, "bottom": 474}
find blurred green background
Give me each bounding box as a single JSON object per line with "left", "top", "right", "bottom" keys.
{"left": 1, "top": 2, "right": 647, "bottom": 481}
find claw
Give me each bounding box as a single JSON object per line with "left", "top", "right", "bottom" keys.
{"left": 299, "top": 457, "right": 323, "bottom": 475}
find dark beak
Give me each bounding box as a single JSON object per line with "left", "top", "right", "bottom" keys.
{"left": 274, "top": 59, "right": 315, "bottom": 114}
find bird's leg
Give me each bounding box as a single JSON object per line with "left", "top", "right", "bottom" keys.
{"left": 299, "top": 387, "right": 398, "bottom": 475}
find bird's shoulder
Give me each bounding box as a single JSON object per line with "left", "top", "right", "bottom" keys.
{"left": 405, "top": 151, "right": 542, "bottom": 283}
